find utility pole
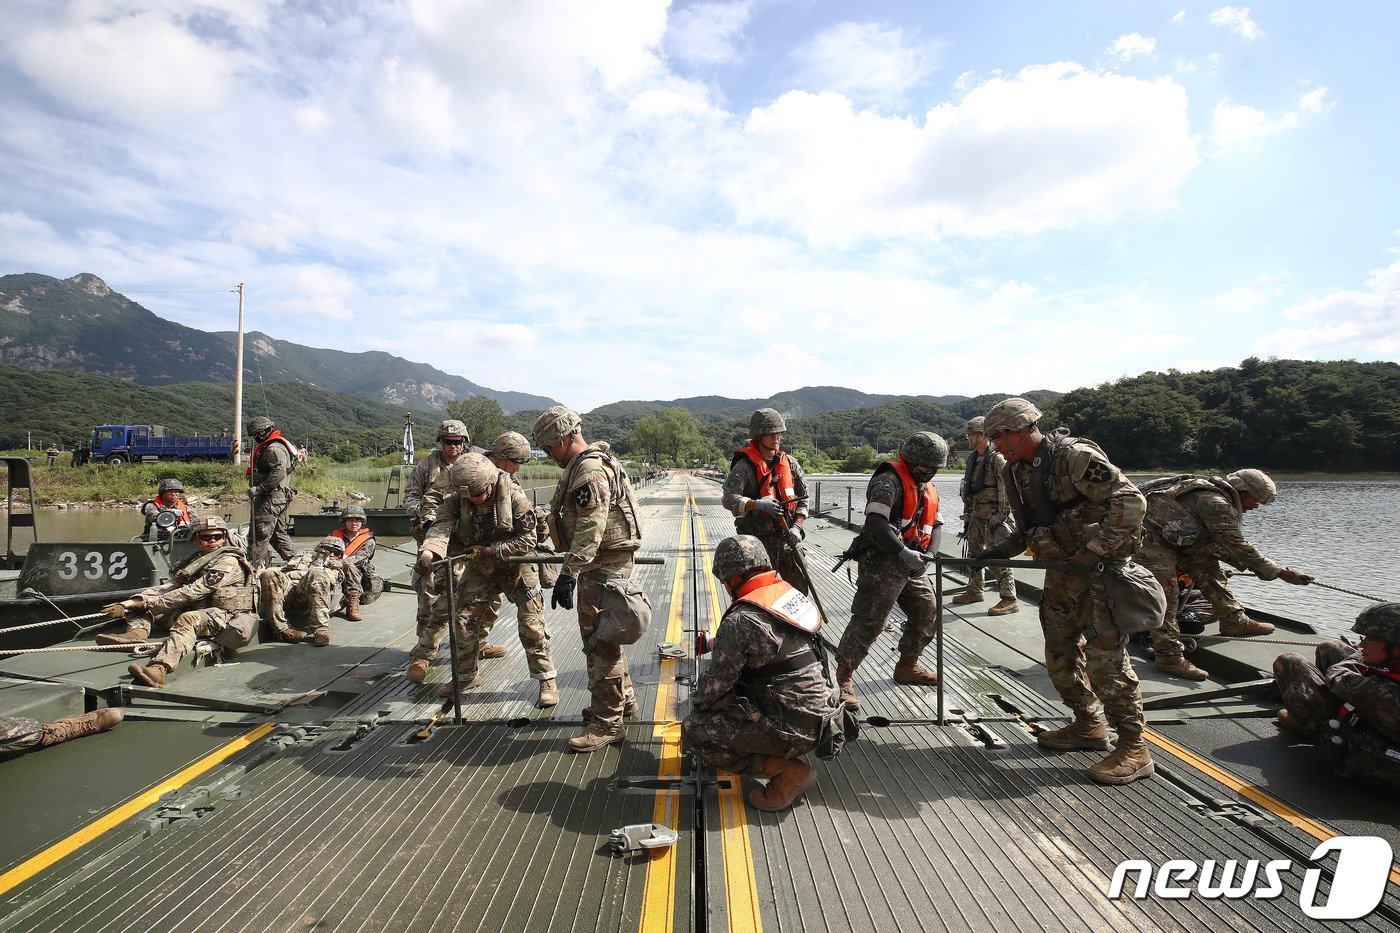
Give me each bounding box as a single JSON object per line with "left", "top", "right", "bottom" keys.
{"left": 233, "top": 283, "right": 245, "bottom": 465}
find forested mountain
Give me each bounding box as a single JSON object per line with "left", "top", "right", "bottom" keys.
{"left": 588, "top": 386, "right": 909, "bottom": 421}
{"left": 0, "top": 273, "right": 554, "bottom": 413}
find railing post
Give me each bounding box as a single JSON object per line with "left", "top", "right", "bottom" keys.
{"left": 846, "top": 486, "right": 853, "bottom": 526}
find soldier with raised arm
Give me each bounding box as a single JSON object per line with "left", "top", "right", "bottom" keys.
{"left": 722, "top": 408, "right": 810, "bottom": 594}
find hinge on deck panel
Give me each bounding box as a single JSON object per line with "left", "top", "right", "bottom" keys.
{"left": 609, "top": 823, "right": 679, "bottom": 855}
{"left": 269, "top": 724, "right": 329, "bottom": 750}
{"left": 1186, "top": 798, "right": 1273, "bottom": 827}
{"left": 143, "top": 784, "right": 245, "bottom": 836}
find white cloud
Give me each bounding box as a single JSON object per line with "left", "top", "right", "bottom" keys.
{"left": 269, "top": 265, "right": 360, "bottom": 321}
{"left": 1107, "top": 33, "right": 1156, "bottom": 63}
{"left": 478, "top": 323, "right": 536, "bottom": 349}
{"left": 666, "top": 1, "right": 752, "bottom": 66}
{"left": 1209, "top": 6, "right": 1261, "bottom": 41}
{"left": 1210, "top": 87, "right": 1328, "bottom": 153}
{"left": 1252, "top": 256, "right": 1400, "bottom": 357}
{"left": 1172, "top": 11, "right": 1187, "bottom": 24}
{"left": 791, "top": 21, "right": 939, "bottom": 109}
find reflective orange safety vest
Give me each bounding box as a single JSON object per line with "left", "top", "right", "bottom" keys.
{"left": 889, "top": 456, "right": 940, "bottom": 550}
{"left": 734, "top": 570, "right": 822, "bottom": 632}
{"left": 331, "top": 526, "right": 374, "bottom": 557}
{"left": 147, "top": 494, "right": 191, "bottom": 525}
{"left": 737, "top": 442, "right": 797, "bottom": 516}
{"left": 246, "top": 429, "right": 297, "bottom": 478}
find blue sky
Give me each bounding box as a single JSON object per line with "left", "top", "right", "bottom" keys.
{"left": 2, "top": 1, "right": 1397, "bottom": 410}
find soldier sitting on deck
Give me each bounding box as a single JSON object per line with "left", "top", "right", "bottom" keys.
{"left": 1, "top": 709, "right": 122, "bottom": 756}
{"left": 329, "top": 505, "right": 377, "bottom": 621}
{"left": 258, "top": 536, "right": 345, "bottom": 647}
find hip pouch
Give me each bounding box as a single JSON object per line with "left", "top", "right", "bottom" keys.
{"left": 1095, "top": 558, "right": 1166, "bottom": 637}
{"left": 588, "top": 577, "right": 652, "bottom": 648}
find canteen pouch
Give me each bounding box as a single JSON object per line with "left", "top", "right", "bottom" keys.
{"left": 589, "top": 577, "right": 652, "bottom": 647}
{"left": 1099, "top": 558, "right": 1166, "bottom": 636}
{"left": 814, "top": 703, "right": 860, "bottom": 761}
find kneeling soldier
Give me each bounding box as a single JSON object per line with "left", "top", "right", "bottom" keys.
{"left": 259, "top": 536, "right": 345, "bottom": 646}
{"left": 683, "top": 536, "right": 841, "bottom": 811}
{"left": 102, "top": 517, "right": 258, "bottom": 688}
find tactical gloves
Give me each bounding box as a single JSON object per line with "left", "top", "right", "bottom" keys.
{"left": 752, "top": 497, "right": 784, "bottom": 518}
{"left": 968, "top": 547, "right": 1001, "bottom": 561}
{"left": 1068, "top": 550, "right": 1101, "bottom": 570}
{"left": 552, "top": 573, "right": 577, "bottom": 610}
{"left": 788, "top": 524, "right": 805, "bottom": 544}
{"left": 1277, "top": 567, "right": 1315, "bottom": 586}
{"left": 415, "top": 551, "right": 436, "bottom": 575}
{"left": 898, "top": 547, "right": 925, "bottom": 571}
{"left": 101, "top": 601, "right": 127, "bottom": 619}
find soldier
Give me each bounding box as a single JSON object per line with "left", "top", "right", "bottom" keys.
{"left": 834, "top": 432, "right": 947, "bottom": 710}
{"left": 44, "top": 443, "right": 59, "bottom": 467}
{"left": 246, "top": 416, "right": 298, "bottom": 569}
{"left": 330, "top": 505, "right": 377, "bottom": 621}
{"left": 954, "top": 416, "right": 1018, "bottom": 615}
{"left": 534, "top": 405, "right": 645, "bottom": 752}
{"left": 722, "top": 408, "right": 810, "bottom": 594}
{"left": 259, "top": 536, "right": 345, "bottom": 646}
{"left": 100, "top": 517, "right": 259, "bottom": 688}
{"left": 683, "top": 536, "right": 841, "bottom": 811}
{"left": 488, "top": 431, "right": 534, "bottom": 479}
{"left": 970, "top": 398, "right": 1154, "bottom": 785}
{"left": 416, "top": 454, "right": 558, "bottom": 707}
{"left": 141, "top": 477, "right": 195, "bottom": 541}
{"left": 1273, "top": 603, "right": 1400, "bottom": 793}
{"left": 1, "top": 708, "right": 122, "bottom": 756}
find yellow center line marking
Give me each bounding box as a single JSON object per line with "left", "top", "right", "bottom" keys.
{"left": 1145, "top": 729, "right": 1400, "bottom": 887}
{"left": 0, "top": 721, "right": 276, "bottom": 897}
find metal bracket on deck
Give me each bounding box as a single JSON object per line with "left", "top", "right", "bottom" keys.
{"left": 143, "top": 783, "right": 245, "bottom": 836}
{"left": 1187, "top": 798, "right": 1273, "bottom": 827}
{"left": 657, "top": 642, "right": 686, "bottom": 660}
{"left": 609, "top": 823, "right": 678, "bottom": 855}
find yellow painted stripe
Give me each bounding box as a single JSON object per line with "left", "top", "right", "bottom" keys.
{"left": 0, "top": 721, "right": 276, "bottom": 896}
{"left": 1146, "top": 729, "right": 1400, "bottom": 887}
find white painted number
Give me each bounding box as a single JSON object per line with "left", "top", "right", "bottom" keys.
{"left": 109, "top": 552, "right": 128, "bottom": 581}
{"left": 55, "top": 550, "right": 129, "bottom": 581}
{"left": 84, "top": 552, "right": 103, "bottom": 579}
{"left": 58, "top": 551, "right": 78, "bottom": 580}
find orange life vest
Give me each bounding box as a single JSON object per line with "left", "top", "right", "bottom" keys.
{"left": 734, "top": 570, "right": 822, "bottom": 633}
{"left": 331, "top": 526, "right": 374, "bottom": 557}
{"left": 737, "top": 442, "right": 797, "bottom": 517}
{"left": 889, "top": 456, "right": 940, "bottom": 550}
{"left": 147, "top": 494, "right": 191, "bottom": 525}
{"left": 246, "top": 430, "right": 297, "bottom": 478}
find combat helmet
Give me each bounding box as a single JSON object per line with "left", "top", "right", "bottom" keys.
{"left": 315, "top": 535, "right": 346, "bottom": 557}
{"left": 1226, "top": 469, "right": 1277, "bottom": 506}
{"left": 533, "top": 406, "right": 582, "bottom": 448}
{"left": 900, "top": 432, "right": 948, "bottom": 470}
{"left": 749, "top": 408, "right": 787, "bottom": 438}
{"left": 966, "top": 416, "right": 986, "bottom": 435}
{"left": 341, "top": 504, "right": 367, "bottom": 521}
{"left": 446, "top": 454, "right": 498, "bottom": 496}
{"left": 491, "top": 431, "right": 532, "bottom": 464}
{"left": 188, "top": 516, "right": 229, "bottom": 539}
{"left": 1351, "top": 603, "right": 1400, "bottom": 645}
{"left": 247, "top": 416, "right": 274, "bottom": 437}
{"left": 158, "top": 478, "right": 185, "bottom": 493}
{"left": 711, "top": 535, "right": 772, "bottom": 581}
{"left": 437, "top": 419, "right": 470, "bottom": 442}
{"left": 981, "top": 398, "right": 1041, "bottom": 438}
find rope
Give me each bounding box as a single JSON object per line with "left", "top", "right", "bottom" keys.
{"left": 1193, "top": 634, "right": 1322, "bottom": 647}
{"left": 1226, "top": 571, "right": 1389, "bottom": 603}
{"left": 0, "top": 642, "right": 160, "bottom": 656}
{"left": 0, "top": 612, "right": 107, "bottom": 635}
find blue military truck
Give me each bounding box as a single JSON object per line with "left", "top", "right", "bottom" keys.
{"left": 74, "top": 424, "right": 234, "bottom": 465}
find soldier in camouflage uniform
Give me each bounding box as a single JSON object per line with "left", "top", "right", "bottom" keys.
{"left": 722, "top": 408, "right": 810, "bottom": 594}
{"left": 1, "top": 708, "right": 122, "bottom": 756}
{"left": 246, "top": 416, "right": 298, "bottom": 569}
{"left": 259, "top": 536, "right": 345, "bottom": 646}
{"left": 1273, "top": 603, "right": 1400, "bottom": 794}
{"left": 683, "top": 536, "right": 840, "bottom": 811}
{"left": 954, "top": 416, "right": 1017, "bottom": 615}
{"left": 535, "top": 406, "right": 645, "bottom": 752}
{"left": 101, "top": 517, "right": 259, "bottom": 689}
{"left": 417, "top": 454, "right": 558, "bottom": 707}
{"left": 330, "top": 505, "right": 377, "bottom": 621}
{"left": 402, "top": 419, "right": 505, "bottom": 681}
{"left": 140, "top": 477, "right": 196, "bottom": 541}
{"left": 971, "top": 398, "right": 1154, "bottom": 785}
{"left": 487, "top": 431, "right": 534, "bottom": 477}
{"left": 834, "top": 432, "right": 947, "bottom": 710}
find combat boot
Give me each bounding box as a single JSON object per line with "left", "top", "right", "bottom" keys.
{"left": 987, "top": 598, "right": 1020, "bottom": 616}
{"left": 1089, "top": 737, "right": 1155, "bottom": 785}
{"left": 40, "top": 708, "right": 123, "bottom": 746}
{"left": 96, "top": 626, "right": 150, "bottom": 646}
{"left": 437, "top": 673, "right": 482, "bottom": 697}
{"left": 623, "top": 695, "right": 640, "bottom": 717}
{"left": 537, "top": 678, "right": 559, "bottom": 708}
{"left": 128, "top": 661, "right": 172, "bottom": 688}
{"left": 272, "top": 624, "right": 305, "bottom": 644}
{"left": 312, "top": 627, "right": 331, "bottom": 647}
{"left": 1155, "top": 657, "right": 1208, "bottom": 681}
{"left": 1220, "top": 616, "right": 1274, "bottom": 637}
{"left": 836, "top": 664, "right": 860, "bottom": 710}
{"left": 344, "top": 593, "right": 362, "bottom": 622}
{"left": 406, "top": 658, "right": 430, "bottom": 683}
{"left": 479, "top": 643, "right": 508, "bottom": 659}
{"left": 567, "top": 723, "right": 624, "bottom": 753}
{"left": 892, "top": 655, "right": 939, "bottom": 686}
{"left": 749, "top": 756, "right": 817, "bottom": 812}
{"left": 951, "top": 590, "right": 983, "bottom": 605}
{"left": 1036, "top": 711, "right": 1111, "bottom": 751}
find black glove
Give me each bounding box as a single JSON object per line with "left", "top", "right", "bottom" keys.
{"left": 968, "top": 547, "right": 1001, "bottom": 561}
{"left": 552, "top": 573, "right": 576, "bottom": 610}
{"left": 1068, "top": 550, "right": 1101, "bottom": 570}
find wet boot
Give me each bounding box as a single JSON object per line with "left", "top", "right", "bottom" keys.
{"left": 567, "top": 723, "right": 624, "bottom": 753}
{"left": 344, "top": 594, "right": 362, "bottom": 622}
{"left": 40, "top": 708, "right": 123, "bottom": 746}
{"left": 96, "top": 625, "right": 151, "bottom": 646}
{"left": 1155, "top": 657, "right": 1208, "bottom": 681}
{"left": 437, "top": 672, "right": 482, "bottom": 696}
{"left": 406, "top": 658, "right": 430, "bottom": 684}
{"left": 1036, "top": 710, "right": 1111, "bottom": 751}
{"left": 479, "top": 643, "right": 508, "bottom": 659}
{"left": 128, "top": 661, "right": 172, "bottom": 688}
{"left": 836, "top": 664, "right": 860, "bottom": 710}
{"left": 1089, "top": 737, "right": 1155, "bottom": 785}
{"left": 987, "top": 598, "right": 1020, "bottom": 616}
{"left": 537, "top": 678, "right": 559, "bottom": 708}
{"left": 1220, "top": 615, "right": 1274, "bottom": 637}
{"left": 312, "top": 627, "right": 331, "bottom": 647}
{"left": 951, "top": 590, "right": 983, "bottom": 605}
{"left": 749, "top": 756, "right": 817, "bottom": 812}
{"left": 892, "top": 655, "right": 939, "bottom": 686}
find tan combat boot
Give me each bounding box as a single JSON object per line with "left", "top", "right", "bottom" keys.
{"left": 312, "top": 627, "right": 331, "bottom": 647}
{"left": 537, "top": 678, "right": 559, "bottom": 708}
{"left": 273, "top": 624, "right": 305, "bottom": 644}
{"left": 1155, "top": 657, "right": 1208, "bottom": 681}
{"left": 567, "top": 723, "right": 624, "bottom": 753}
{"left": 987, "top": 598, "right": 1020, "bottom": 616}
{"left": 406, "top": 658, "right": 430, "bottom": 683}
{"left": 1089, "top": 737, "right": 1155, "bottom": 785}
{"left": 623, "top": 695, "right": 640, "bottom": 717}
{"left": 951, "top": 590, "right": 984, "bottom": 605}
{"left": 40, "top": 708, "right": 123, "bottom": 746}
{"left": 836, "top": 664, "right": 860, "bottom": 710}
{"left": 128, "top": 661, "right": 172, "bottom": 688}
{"left": 437, "top": 673, "right": 482, "bottom": 697}
{"left": 96, "top": 624, "right": 151, "bottom": 646}
{"left": 1220, "top": 615, "right": 1274, "bottom": 637}
{"left": 344, "top": 593, "right": 362, "bottom": 622}
{"left": 892, "top": 655, "right": 939, "bottom": 686}
{"left": 749, "top": 756, "right": 817, "bottom": 812}
{"left": 1036, "top": 711, "right": 1111, "bottom": 751}
{"left": 479, "top": 643, "right": 508, "bottom": 659}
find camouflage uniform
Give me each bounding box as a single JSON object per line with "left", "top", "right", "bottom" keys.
{"left": 683, "top": 595, "right": 840, "bottom": 774}
{"left": 405, "top": 449, "right": 501, "bottom": 636}
{"left": 134, "top": 546, "right": 259, "bottom": 671}
{"left": 960, "top": 444, "right": 1014, "bottom": 600}
{"left": 835, "top": 466, "right": 941, "bottom": 670}
{"left": 334, "top": 530, "right": 377, "bottom": 604}
{"left": 0, "top": 717, "right": 43, "bottom": 754}
{"left": 721, "top": 454, "right": 810, "bottom": 594}
{"left": 259, "top": 552, "right": 343, "bottom": 634}
{"left": 248, "top": 425, "right": 297, "bottom": 568}
{"left": 420, "top": 470, "right": 554, "bottom": 682}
